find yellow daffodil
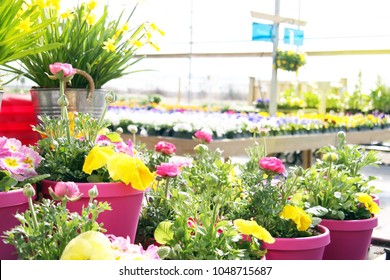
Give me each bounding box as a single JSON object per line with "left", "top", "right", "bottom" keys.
{"left": 357, "top": 193, "right": 380, "bottom": 215}
{"left": 17, "top": 17, "right": 32, "bottom": 33}
{"left": 60, "top": 231, "right": 115, "bottom": 260}
{"left": 280, "top": 205, "right": 312, "bottom": 231}
{"left": 130, "top": 39, "right": 143, "bottom": 48}
{"left": 82, "top": 146, "right": 116, "bottom": 174}
{"left": 47, "top": 0, "right": 60, "bottom": 10}
{"left": 234, "top": 219, "right": 275, "bottom": 244}
{"left": 83, "top": 13, "right": 96, "bottom": 25}
{"left": 87, "top": 0, "right": 97, "bottom": 10}
{"left": 103, "top": 38, "right": 116, "bottom": 52}
{"left": 34, "top": 0, "right": 47, "bottom": 8}
{"left": 60, "top": 9, "right": 74, "bottom": 20}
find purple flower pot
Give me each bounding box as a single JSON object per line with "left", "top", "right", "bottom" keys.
{"left": 262, "top": 225, "right": 330, "bottom": 260}
{"left": 320, "top": 216, "right": 378, "bottom": 260}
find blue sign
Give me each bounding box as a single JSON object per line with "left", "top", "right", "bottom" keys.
{"left": 252, "top": 22, "right": 274, "bottom": 42}
{"left": 283, "top": 28, "right": 304, "bottom": 46}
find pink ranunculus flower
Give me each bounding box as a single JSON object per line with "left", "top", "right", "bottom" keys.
{"left": 155, "top": 141, "right": 176, "bottom": 155}
{"left": 50, "top": 181, "right": 81, "bottom": 200}
{"left": 156, "top": 162, "right": 181, "bottom": 177}
{"left": 259, "top": 157, "right": 286, "bottom": 174}
{"left": 49, "top": 62, "right": 77, "bottom": 77}
{"left": 194, "top": 130, "right": 213, "bottom": 143}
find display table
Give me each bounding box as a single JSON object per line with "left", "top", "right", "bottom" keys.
{"left": 123, "top": 129, "right": 390, "bottom": 168}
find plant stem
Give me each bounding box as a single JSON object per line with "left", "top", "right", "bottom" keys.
{"left": 59, "top": 79, "right": 71, "bottom": 143}
{"left": 28, "top": 196, "right": 39, "bottom": 230}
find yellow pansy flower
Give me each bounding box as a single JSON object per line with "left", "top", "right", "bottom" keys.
{"left": 82, "top": 146, "right": 115, "bottom": 174}
{"left": 234, "top": 219, "right": 275, "bottom": 244}
{"left": 106, "top": 153, "right": 155, "bottom": 191}
{"left": 357, "top": 193, "right": 380, "bottom": 215}
{"left": 103, "top": 38, "right": 116, "bottom": 52}
{"left": 280, "top": 205, "right": 312, "bottom": 231}
{"left": 60, "top": 231, "right": 115, "bottom": 260}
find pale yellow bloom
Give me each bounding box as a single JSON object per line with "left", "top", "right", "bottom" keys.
{"left": 83, "top": 13, "right": 96, "bottom": 25}
{"left": 34, "top": 0, "right": 47, "bottom": 8}
{"left": 130, "top": 39, "right": 143, "bottom": 48}
{"left": 60, "top": 9, "right": 74, "bottom": 20}
{"left": 103, "top": 38, "right": 116, "bottom": 52}
{"left": 234, "top": 219, "right": 275, "bottom": 244}
{"left": 280, "top": 205, "right": 312, "bottom": 231}
{"left": 87, "top": 0, "right": 97, "bottom": 10}
{"left": 47, "top": 0, "right": 60, "bottom": 10}
{"left": 60, "top": 231, "right": 115, "bottom": 260}
{"left": 17, "top": 17, "right": 32, "bottom": 33}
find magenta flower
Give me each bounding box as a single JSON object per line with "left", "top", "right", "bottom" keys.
{"left": 155, "top": 141, "right": 176, "bottom": 155}
{"left": 156, "top": 162, "right": 181, "bottom": 177}
{"left": 48, "top": 181, "right": 82, "bottom": 201}
{"left": 0, "top": 152, "right": 29, "bottom": 177}
{"left": 259, "top": 157, "right": 286, "bottom": 174}
{"left": 49, "top": 62, "right": 77, "bottom": 77}
{"left": 194, "top": 130, "right": 213, "bottom": 143}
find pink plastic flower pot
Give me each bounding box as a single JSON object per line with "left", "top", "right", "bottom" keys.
{"left": 40, "top": 180, "right": 144, "bottom": 243}
{"left": 262, "top": 225, "right": 330, "bottom": 260}
{"left": 320, "top": 216, "right": 378, "bottom": 260}
{"left": 0, "top": 189, "right": 35, "bottom": 260}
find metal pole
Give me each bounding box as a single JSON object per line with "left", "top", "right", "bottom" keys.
{"left": 187, "top": 0, "right": 194, "bottom": 104}
{"left": 269, "top": 0, "right": 280, "bottom": 116}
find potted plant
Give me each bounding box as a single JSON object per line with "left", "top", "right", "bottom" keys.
{"left": 4, "top": 0, "right": 164, "bottom": 119}
{"left": 0, "top": 0, "right": 60, "bottom": 109}
{"left": 294, "top": 131, "right": 381, "bottom": 259}
{"left": 33, "top": 63, "right": 155, "bottom": 243}
{"left": 150, "top": 143, "right": 276, "bottom": 260}
{"left": 227, "top": 130, "right": 330, "bottom": 260}
{"left": 0, "top": 136, "right": 49, "bottom": 259}
{"left": 275, "top": 49, "right": 306, "bottom": 72}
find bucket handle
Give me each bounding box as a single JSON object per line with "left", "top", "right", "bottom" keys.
{"left": 64, "top": 69, "right": 95, "bottom": 101}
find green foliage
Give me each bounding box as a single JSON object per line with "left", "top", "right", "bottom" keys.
{"left": 275, "top": 49, "right": 306, "bottom": 72}
{"left": 295, "top": 132, "right": 380, "bottom": 220}
{"left": 3, "top": 195, "right": 110, "bottom": 260}
{"left": 145, "top": 146, "right": 265, "bottom": 260}
{"left": 33, "top": 113, "right": 110, "bottom": 182}
{"left": 4, "top": 1, "right": 163, "bottom": 89}
{"left": 303, "top": 91, "right": 319, "bottom": 108}
{"left": 0, "top": 0, "right": 60, "bottom": 66}
{"left": 370, "top": 76, "right": 390, "bottom": 113}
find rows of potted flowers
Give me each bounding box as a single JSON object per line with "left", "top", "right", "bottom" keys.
{"left": 106, "top": 105, "right": 390, "bottom": 139}
{"left": 1, "top": 65, "right": 381, "bottom": 260}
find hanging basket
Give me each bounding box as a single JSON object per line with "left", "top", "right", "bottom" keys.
{"left": 275, "top": 50, "right": 306, "bottom": 72}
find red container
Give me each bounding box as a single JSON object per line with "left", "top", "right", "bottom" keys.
{"left": 0, "top": 94, "right": 39, "bottom": 146}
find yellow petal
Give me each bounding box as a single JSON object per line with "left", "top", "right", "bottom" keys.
{"left": 82, "top": 146, "right": 115, "bottom": 174}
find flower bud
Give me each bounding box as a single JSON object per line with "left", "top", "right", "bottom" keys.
{"left": 115, "top": 127, "right": 124, "bottom": 134}
{"left": 57, "top": 95, "right": 69, "bottom": 107}
{"left": 105, "top": 91, "right": 117, "bottom": 103}
{"left": 194, "top": 144, "right": 208, "bottom": 153}
{"left": 127, "top": 125, "right": 138, "bottom": 134}
{"left": 88, "top": 185, "right": 99, "bottom": 199}
{"left": 323, "top": 152, "right": 338, "bottom": 163}
{"left": 337, "top": 131, "right": 346, "bottom": 148}
{"left": 205, "top": 173, "right": 219, "bottom": 187}
{"left": 23, "top": 183, "right": 35, "bottom": 198}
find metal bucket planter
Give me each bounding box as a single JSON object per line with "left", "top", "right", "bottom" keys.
{"left": 30, "top": 88, "right": 108, "bottom": 120}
